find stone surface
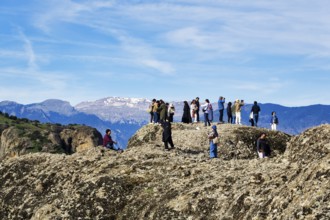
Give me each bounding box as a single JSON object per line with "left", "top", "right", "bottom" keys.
{"left": 0, "top": 123, "right": 329, "bottom": 220}
{"left": 0, "top": 123, "right": 102, "bottom": 159}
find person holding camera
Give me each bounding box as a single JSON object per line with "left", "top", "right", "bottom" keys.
{"left": 234, "top": 99, "right": 244, "bottom": 125}
{"left": 218, "top": 96, "right": 226, "bottom": 123}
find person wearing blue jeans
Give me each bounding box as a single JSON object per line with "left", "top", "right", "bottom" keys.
{"left": 201, "top": 99, "right": 211, "bottom": 126}
{"left": 251, "top": 101, "right": 261, "bottom": 127}
{"left": 208, "top": 125, "right": 218, "bottom": 158}
{"left": 218, "top": 96, "right": 225, "bottom": 123}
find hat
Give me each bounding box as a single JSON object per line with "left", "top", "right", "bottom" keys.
{"left": 196, "top": 97, "right": 199, "bottom": 100}
{"left": 212, "top": 125, "right": 217, "bottom": 130}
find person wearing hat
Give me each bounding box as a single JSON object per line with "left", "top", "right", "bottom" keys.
{"left": 208, "top": 125, "right": 219, "bottom": 158}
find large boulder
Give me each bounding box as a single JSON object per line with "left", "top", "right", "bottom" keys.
{"left": 285, "top": 124, "right": 330, "bottom": 164}
{"left": 128, "top": 123, "right": 291, "bottom": 159}
{"left": 0, "top": 124, "right": 102, "bottom": 159}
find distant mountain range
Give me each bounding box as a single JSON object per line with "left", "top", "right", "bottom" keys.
{"left": 1, "top": 97, "right": 329, "bottom": 147}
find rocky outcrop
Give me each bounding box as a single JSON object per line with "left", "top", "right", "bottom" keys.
{"left": 0, "top": 123, "right": 102, "bottom": 159}
{"left": 128, "top": 123, "right": 290, "bottom": 159}
{"left": 0, "top": 123, "right": 329, "bottom": 220}
{"left": 285, "top": 124, "right": 330, "bottom": 164}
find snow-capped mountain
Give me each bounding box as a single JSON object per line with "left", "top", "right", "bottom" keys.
{"left": 75, "top": 97, "right": 151, "bottom": 123}
{"left": 75, "top": 97, "right": 185, "bottom": 123}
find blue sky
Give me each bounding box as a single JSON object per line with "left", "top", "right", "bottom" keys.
{"left": 1, "top": 0, "right": 330, "bottom": 106}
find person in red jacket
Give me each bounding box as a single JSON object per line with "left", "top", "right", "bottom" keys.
{"left": 103, "top": 129, "right": 123, "bottom": 152}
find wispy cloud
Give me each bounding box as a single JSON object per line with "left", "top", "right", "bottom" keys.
{"left": 17, "top": 29, "right": 37, "bottom": 70}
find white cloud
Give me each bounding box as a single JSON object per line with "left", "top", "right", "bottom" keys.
{"left": 17, "top": 29, "right": 37, "bottom": 70}
{"left": 140, "top": 59, "right": 175, "bottom": 75}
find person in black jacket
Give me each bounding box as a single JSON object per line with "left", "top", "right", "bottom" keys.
{"left": 256, "top": 133, "right": 271, "bottom": 158}
{"left": 227, "top": 102, "right": 233, "bottom": 124}
{"left": 251, "top": 101, "right": 261, "bottom": 127}
{"left": 181, "top": 101, "right": 192, "bottom": 123}
{"left": 195, "top": 97, "right": 200, "bottom": 122}
{"left": 161, "top": 120, "right": 175, "bottom": 151}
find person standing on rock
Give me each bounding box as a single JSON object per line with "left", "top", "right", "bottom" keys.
{"left": 103, "top": 129, "right": 123, "bottom": 152}
{"left": 152, "top": 100, "right": 159, "bottom": 124}
{"left": 218, "top": 96, "right": 226, "bottom": 123}
{"left": 249, "top": 111, "right": 254, "bottom": 126}
{"left": 195, "top": 97, "right": 200, "bottom": 122}
{"left": 148, "top": 99, "right": 156, "bottom": 124}
{"left": 251, "top": 101, "right": 261, "bottom": 127}
{"left": 161, "top": 120, "right": 175, "bottom": 151}
{"left": 182, "top": 101, "right": 192, "bottom": 123}
{"left": 208, "top": 125, "right": 219, "bottom": 158}
{"left": 157, "top": 100, "right": 168, "bottom": 123}
{"left": 235, "top": 99, "right": 244, "bottom": 125}
{"left": 227, "top": 102, "right": 233, "bottom": 124}
{"left": 231, "top": 101, "right": 236, "bottom": 124}
{"left": 190, "top": 99, "right": 198, "bottom": 123}
{"left": 256, "top": 133, "right": 270, "bottom": 158}
{"left": 168, "top": 103, "right": 175, "bottom": 122}
{"left": 270, "top": 111, "right": 279, "bottom": 131}
{"left": 201, "top": 99, "right": 211, "bottom": 126}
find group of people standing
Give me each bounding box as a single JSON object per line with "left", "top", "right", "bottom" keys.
{"left": 148, "top": 97, "right": 279, "bottom": 130}
{"left": 182, "top": 97, "right": 214, "bottom": 126}
{"left": 148, "top": 99, "right": 175, "bottom": 124}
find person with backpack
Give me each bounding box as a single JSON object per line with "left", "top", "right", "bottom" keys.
{"left": 251, "top": 101, "right": 261, "bottom": 127}
{"left": 271, "top": 111, "right": 279, "bottom": 131}
{"left": 103, "top": 129, "right": 123, "bottom": 152}
{"left": 208, "top": 125, "right": 219, "bottom": 158}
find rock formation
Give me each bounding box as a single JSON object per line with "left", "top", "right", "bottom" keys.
{"left": 0, "top": 123, "right": 329, "bottom": 219}
{"left": 0, "top": 116, "right": 102, "bottom": 159}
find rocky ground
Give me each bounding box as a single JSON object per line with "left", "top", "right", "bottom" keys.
{"left": 0, "top": 123, "right": 329, "bottom": 219}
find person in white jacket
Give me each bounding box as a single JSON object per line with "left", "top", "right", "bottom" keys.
{"left": 201, "top": 99, "right": 211, "bottom": 126}
{"left": 190, "top": 100, "right": 197, "bottom": 123}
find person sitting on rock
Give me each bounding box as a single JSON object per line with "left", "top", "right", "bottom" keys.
{"left": 208, "top": 125, "right": 219, "bottom": 159}
{"left": 161, "top": 120, "right": 175, "bottom": 151}
{"left": 256, "top": 133, "right": 271, "bottom": 158}
{"left": 103, "top": 129, "right": 123, "bottom": 152}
